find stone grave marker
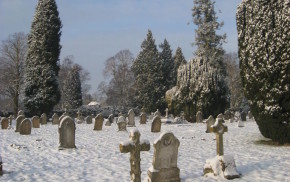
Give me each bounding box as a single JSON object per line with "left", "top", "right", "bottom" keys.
{"left": 1, "top": 117, "right": 9, "bottom": 129}
{"left": 151, "top": 116, "right": 161, "bottom": 133}
{"left": 58, "top": 116, "right": 76, "bottom": 149}
{"left": 15, "top": 115, "right": 25, "bottom": 132}
{"left": 31, "top": 116, "right": 40, "bottom": 128}
{"left": 19, "top": 118, "right": 32, "bottom": 135}
{"left": 154, "top": 109, "right": 161, "bottom": 118}
{"left": 127, "top": 109, "right": 135, "bottom": 127}
{"left": 52, "top": 113, "right": 59, "bottom": 125}
{"left": 205, "top": 115, "right": 215, "bottom": 133}
{"left": 217, "top": 113, "right": 224, "bottom": 120}
{"left": 108, "top": 114, "right": 114, "bottom": 124}
{"left": 241, "top": 111, "right": 247, "bottom": 121}
{"left": 148, "top": 132, "right": 181, "bottom": 182}
{"left": 120, "top": 129, "right": 150, "bottom": 182}
{"left": 94, "top": 114, "right": 104, "bottom": 130}
{"left": 85, "top": 116, "right": 92, "bottom": 124}
{"left": 40, "top": 113, "right": 47, "bottom": 125}
{"left": 105, "top": 118, "right": 111, "bottom": 126}
{"left": 204, "top": 118, "right": 240, "bottom": 179}
{"left": 139, "top": 113, "right": 147, "bottom": 125}
{"left": 117, "top": 116, "right": 127, "bottom": 131}
{"left": 17, "top": 110, "right": 24, "bottom": 116}
{"left": 196, "top": 111, "right": 203, "bottom": 123}
{"left": 224, "top": 110, "right": 233, "bottom": 120}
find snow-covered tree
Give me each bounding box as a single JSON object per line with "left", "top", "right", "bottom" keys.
{"left": 62, "top": 65, "right": 82, "bottom": 109}
{"left": 132, "top": 30, "right": 166, "bottom": 112}
{"left": 159, "top": 39, "right": 175, "bottom": 90}
{"left": 0, "top": 32, "right": 27, "bottom": 115}
{"left": 173, "top": 47, "right": 187, "bottom": 86}
{"left": 237, "top": 0, "right": 290, "bottom": 143}
{"left": 24, "top": 0, "right": 61, "bottom": 115}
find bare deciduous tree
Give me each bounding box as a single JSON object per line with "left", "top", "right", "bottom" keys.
{"left": 0, "top": 32, "right": 27, "bottom": 115}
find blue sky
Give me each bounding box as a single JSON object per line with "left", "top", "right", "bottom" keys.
{"left": 0, "top": 0, "right": 241, "bottom": 93}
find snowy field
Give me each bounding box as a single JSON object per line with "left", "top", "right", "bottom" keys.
{"left": 1, "top": 117, "right": 289, "bottom": 182}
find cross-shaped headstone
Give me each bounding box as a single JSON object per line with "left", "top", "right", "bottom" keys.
{"left": 120, "top": 129, "right": 150, "bottom": 182}
{"left": 210, "top": 118, "right": 228, "bottom": 156}
{"left": 165, "top": 108, "right": 169, "bottom": 118}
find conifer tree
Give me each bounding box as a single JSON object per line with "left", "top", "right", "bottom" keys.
{"left": 132, "top": 30, "right": 165, "bottom": 112}
{"left": 63, "top": 65, "right": 82, "bottom": 109}
{"left": 24, "top": 0, "right": 61, "bottom": 115}
{"left": 173, "top": 47, "right": 187, "bottom": 85}
{"left": 159, "top": 39, "right": 175, "bottom": 90}
{"left": 237, "top": 0, "right": 290, "bottom": 143}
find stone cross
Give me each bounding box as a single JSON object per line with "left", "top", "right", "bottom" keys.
{"left": 165, "top": 108, "right": 169, "bottom": 118}
{"left": 120, "top": 129, "right": 150, "bottom": 182}
{"left": 210, "top": 118, "right": 228, "bottom": 156}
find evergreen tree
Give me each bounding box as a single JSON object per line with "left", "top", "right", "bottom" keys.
{"left": 237, "top": 0, "right": 290, "bottom": 143}
{"left": 24, "top": 0, "right": 61, "bottom": 115}
{"left": 63, "top": 65, "right": 83, "bottom": 109}
{"left": 132, "top": 30, "right": 166, "bottom": 112}
{"left": 159, "top": 39, "right": 175, "bottom": 90}
{"left": 173, "top": 47, "right": 187, "bottom": 85}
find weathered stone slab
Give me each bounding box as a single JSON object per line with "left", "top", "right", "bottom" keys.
{"left": 196, "top": 111, "right": 203, "bottom": 123}
{"left": 127, "top": 109, "right": 135, "bottom": 127}
{"left": 139, "top": 113, "right": 147, "bottom": 124}
{"left": 15, "top": 115, "right": 25, "bottom": 132}
{"left": 148, "top": 132, "right": 180, "bottom": 182}
{"left": 241, "top": 111, "right": 247, "bottom": 121}
{"left": 205, "top": 115, "right": 215, "bottom": 133}
{"left": 154, "top": 109, "right": 161, "bottom": 118}
{"left": 85, "top": 116, "right": 92, "bottom": 124}
{"left": 19, "top": 118, "right": 32, "bottom": 135}
{"left": 151, "top": 116, "right": 161, "bottom": 133}
{"left": 52, "top": 113, "right": 59, "bottom": 125}
{"left": 94, "top": 114, "right": 104, "bottom": 130}
{"left": 117, "top": 116, "right": 127, "bottom": 131}
{"left": 40, "top": 113, "right": 47, "bottom": 125}
{"left": 31, "top": 116, "right": 40, "bottom": 128}
{"left": 1, "top": 117, "right": 9, "bottom": 129}
{"left": 58, "top": 116, "right": 76, "bottom": 149}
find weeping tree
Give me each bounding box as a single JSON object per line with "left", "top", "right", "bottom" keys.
{"left": 24, "top": 0, "right": 62, "bottom": 115}
{"left": 237, "top": 0, "right": 290, "bottom": 143}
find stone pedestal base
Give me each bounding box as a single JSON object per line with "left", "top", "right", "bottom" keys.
{"left": 204, "top": 155, "right": 240, "bottom": 180}
{"left": 148, "top": 167, "right": 180, "bottom": 182}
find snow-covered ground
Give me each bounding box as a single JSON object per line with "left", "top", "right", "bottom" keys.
{"left": 1, "top": 118, "right": 289, "bottom": 181}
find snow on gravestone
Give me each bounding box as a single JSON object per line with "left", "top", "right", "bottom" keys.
{"left": 127, "top": 109, "right": 135, "bottom": 127}
{"left": 151, "top": 116, "right": 161, "bottom": 133}
{"left": 15, "top": 115, "right": 25, "bottom": 132}
{"left": 205, "top": 115, "right": 215, "bottom": 133}
{"left": 52, "top": 113, "right": 59, "bottom": 125}
{"left": 40, "top": 113, "right": 47, "bottom": 125}
{"left": 117, "top": 116, "right": 127, "bottom": 131}
{"left": 58, "top": 116, "right": 76, "bottom": 149}
{"left": 1, "top": 117, "right": 9, "bottom": 129}
{"left": 31, "top": 116, "right": 40, "bottom": 128}
{"left": 94, "top": 114, "right": 104, "bottom": 131}
{"left": 119, "top": 129, "right": 150, "bottom": 182}
{"left": 204, "top": 118, "right": 240, "bottom": 179}
{"left": 17, "top": 110, "right": 24, "bottom": 117}
{"left": 147, "top": 132, "right": 181, "bottom": 182}
{"left": 19, "top": 118, "right": 32, "bottom": 135}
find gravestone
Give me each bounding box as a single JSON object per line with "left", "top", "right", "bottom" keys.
{"left": 120, "top": 129, "right": 150, "bottom": 182}
{"left": 127, "top": 109, "right": 135, "bottom": 127}
{"left": 224, "top": 110, "right": 233, "bottom": 120}
{"left": 154, "top": 109, "right": 161, "bottom": 118}
{"left": 217, "top": 113, "right": 224, "bottom": 119}
{"left": 248, "top": 111, "right": 253, "bottom": 119}
{"left": 85, "top": 116, "right": 93, "bottom": 124}
{"left": 105, "top": 119, "right": 111, "bottom": 126}
{"left": 148, "top": 132, "right": 181, "bottom": 182}
{"left": 151, "top": 116, "right": 161, "bottom": 133}
{"left": 17, "top": 110, "right": 24, "bottom": 116}
{"left": 76, "top": 110, "right": 83, "bottom": 124}
{"left": 19, "top": 118, "right": 32, "bottom": 135}
{"left": 58, "top": 116, "right": 76, "bottom": 149}
{"left": 117, "top": 116, "right": 127, "bottom": 131}
{"left": 241, "top": 111, "right": 247, "bottom": 121}
{"left": 204, "top": 118, "right": 240, "bottom": 179}
{"left": 196, "top": 111, "right": 203, "bottom": 123}
{"left": 1, "top": 117, "right": 9, "bottom": 129}
{"left": 205, "top": 115, "right": 215, "bottom": 133}
{"left": 108, "top": 114, "right": 114, "bottom": 123}
{"left": 40, "top": 113, "right": 47, "bottom": 125}
{"left": 52, "top": 113, "right": 59, "bottom": 125}
{"left": 94, "top": 114, "right": 104, "bottom": 130}
{"left": 15, "top": 115, "right": 25, "bottom": 132}
{"left": 139, "top": 113, "right": 147, "bottom": 125}
{"left": 31, "top": 116, "right": 40, "bottom": 128}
